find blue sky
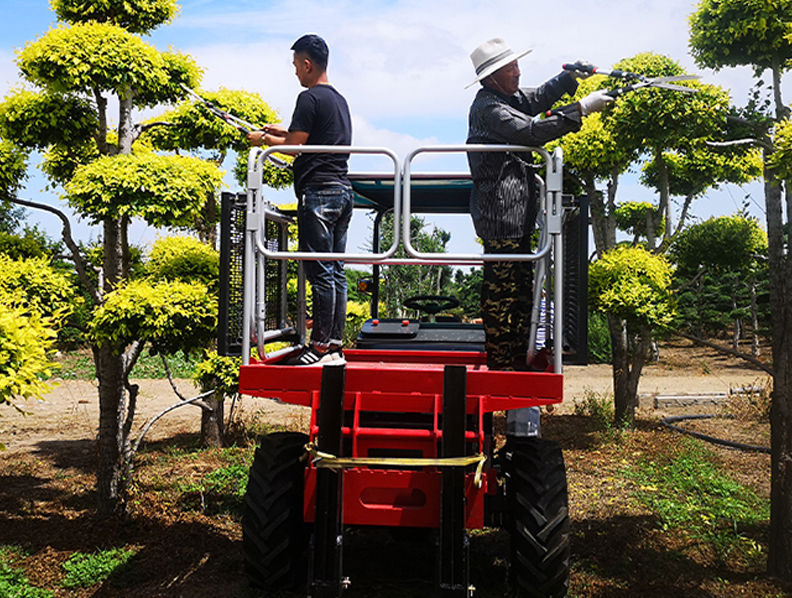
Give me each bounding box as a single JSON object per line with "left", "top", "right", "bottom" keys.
{"left": 0, "top": 0, "right": 778, "bottom": 255}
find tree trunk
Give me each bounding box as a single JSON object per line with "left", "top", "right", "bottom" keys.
{"left": 94, "top": 342, "right": 129, "bottom": 518}
{"left": 200, "top": 395, "right": 225, "bottom": 448}
{"left": 608, "top": 315, "right": 651, "bottom": 428}
{"left": 764, "top": 163, "right": 792, "bottom": 579}
{"left": 654, "top": 149, "right": 672, "bottom": 247}
{"left": 95, "top": 216, "right": 128, "bottom": 518}
{"left": 588, "top": 173, "right": 619, "bottom": 259}
{"left": 732, "top": 288, "right": 740, "bottom": 352}
{"left": 769, "top": 346, "right": 792, "bottom": 579}
{"left": 750, "top": 272, "right": 760, "bottom": 358}
{"left": 697, "top": 274, "right": 704, "bottom": 338}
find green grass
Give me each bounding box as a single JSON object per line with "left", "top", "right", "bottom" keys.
{"left": 55, "top": 351, "right": 95, "bottom": 380}
{"left": 61, "top": 547, "right": 137, "bottom": 589}
{"left": 0, "top": 546, "right": 53, "bottom": 598}
{"left": 573, "top": 388, "right": 615, "bottom": 427}
{"left": 56, "top": 348, "right": 198, "bottom": 380}
{"left": 624, "top": 437, "right": 769, "bottom": 565}
{"left": 141, "top": 445, "right": 254, "bottom": 516}
{"left": 572, "top": 388, "right": 629, "bottom": 444}
{"left": 128, "top": 350, "right": 199, "bottom": 379}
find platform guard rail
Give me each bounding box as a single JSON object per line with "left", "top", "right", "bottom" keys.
{"left": 241, "top": 144, "right": 567, "bottom": 373}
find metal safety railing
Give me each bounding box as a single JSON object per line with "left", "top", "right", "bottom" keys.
{"left": 241, "top": 145, "right": 566, "bottom": 373}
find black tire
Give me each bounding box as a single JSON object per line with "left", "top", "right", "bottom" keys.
{"left": 504, "top": 437, "right": 570, "bottom": 598}
{"left": 242, "top": 431, "right": 310, "bottom": 590}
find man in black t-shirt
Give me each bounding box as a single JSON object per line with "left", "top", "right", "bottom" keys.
{"left": 249, "top": 34, "right": 353, "bottom": 366}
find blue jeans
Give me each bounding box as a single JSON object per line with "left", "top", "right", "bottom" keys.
{"left": 298, "top": 184, "right": 354, "bottom": 349}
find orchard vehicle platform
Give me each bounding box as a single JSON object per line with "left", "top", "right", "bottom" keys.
{"left": 239, "top": 347, "right": 563, "bottom": 411}
{"left": 229, "top": 144, "right": 582, "bottom": 597}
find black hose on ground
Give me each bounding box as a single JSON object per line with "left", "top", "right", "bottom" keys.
{"left": 660, "top": 414, "right": 771, "bottom": 454}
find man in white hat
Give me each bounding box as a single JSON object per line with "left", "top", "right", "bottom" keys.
{"left": 466, "top": 37, "right": 612, "bottom": 371}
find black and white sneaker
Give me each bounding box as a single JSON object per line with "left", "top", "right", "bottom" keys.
{"left": 329, "top": 346, "right": 346, "bottom": 365}
{"left": 284, "top": 345, "right": 338, "bottom": 366}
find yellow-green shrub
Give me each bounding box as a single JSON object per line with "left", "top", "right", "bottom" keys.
{"left": 91, "top": 279, "right": 217, "bottom": 355}
{"left": 0, "top": 253, "right": 79, "bottom": 321}
{"left": 147, "top": 235, "right": 219, "bottom": 293}
{"left": 589, "top": 245, "right": 675, "bottom": 331}
{"left": 193, "top": 351, "right": 240, "bottom": 397}
{"left": 343, "top": 300, "right": 370, "bottom": 347}
{"left": 0, "top": 302, "right": 59, "bottom": 406}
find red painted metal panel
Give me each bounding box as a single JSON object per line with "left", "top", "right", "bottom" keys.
{"left": 239, "top": 351, "right": 563, "bottom": 412}
{"left": 240, "top": 348, "right": 563, "bottom": 531}
{"left": 304, "top": 468, "right": 486, "bottom": 529}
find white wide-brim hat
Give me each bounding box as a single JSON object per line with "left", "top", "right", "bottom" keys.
{"left": 466, "top": 38, "right": 532, "bottom": 89}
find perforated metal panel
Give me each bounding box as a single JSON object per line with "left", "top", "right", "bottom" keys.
{"left": 218, "top": 192, "right": 247, "bottom": 356}
{"left": 263, "top": 216, "right": 289, "bottom": 332}
{"left": 562, "top": 195, "right": 589, "bottom": 365}
{"left": 218, "top": 193, "right": 295, "bottom": 356}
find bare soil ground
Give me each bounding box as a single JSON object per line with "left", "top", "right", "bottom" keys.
{"left": 0, "top": 338, "right": 788, "bottom": 597}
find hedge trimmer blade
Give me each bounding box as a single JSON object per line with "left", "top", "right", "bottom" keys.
{"left": 643, "top": 75, "right": 700, "bottom": 92}
{"left": 606, "top": 74, "right": 700, "bottom": 98}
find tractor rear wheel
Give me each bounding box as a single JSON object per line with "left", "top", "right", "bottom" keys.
{"left": 503, "top": 437, "right": 570, "bottom": 598}
{"left": 242, "top": 431, "right": 310, "bottom": 590}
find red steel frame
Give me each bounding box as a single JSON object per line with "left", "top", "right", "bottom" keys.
{"left": 239, "top": 348, "right": 563, "bottom": 529}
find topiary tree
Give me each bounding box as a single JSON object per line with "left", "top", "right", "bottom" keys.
{"left": 671, "top": 215, "right": 768, "bottom": 356}
{"left": 589, "top": 245, "right": 675, "bottom": 426}
{"left": 689, "top": 0, "right": 792, "bottom": 578}
{"left": 552, "top": 53, "right": 751, "bottom": 427}
{"left": 0, "top": 0, "right": 251, "bottom": 518}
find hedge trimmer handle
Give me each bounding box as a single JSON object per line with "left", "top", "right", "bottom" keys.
{"left": 562, "top": 63, "right": 640, "bottom": 81}
{"left": 604, "top": 86, "right": 636, "bottom": 98}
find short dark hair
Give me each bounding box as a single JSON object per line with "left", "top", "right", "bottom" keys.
{"left": 291, "top": 34, "right": 329, "bottom": 71}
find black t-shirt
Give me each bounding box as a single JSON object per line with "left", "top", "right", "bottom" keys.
{"left": 289, "top": 84, "right": 352, "bottom": 197}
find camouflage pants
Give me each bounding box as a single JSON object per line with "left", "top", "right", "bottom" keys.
{"left": 481, "top": 237, "right": 533, "bottom": 371}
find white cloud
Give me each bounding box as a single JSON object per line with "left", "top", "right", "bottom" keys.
{"left": 170, "top": 0, "right": 785, "bottom": 129}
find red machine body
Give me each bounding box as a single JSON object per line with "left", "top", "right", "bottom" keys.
{"left": 239, "top": 348, "right": 563, "bottom": 529}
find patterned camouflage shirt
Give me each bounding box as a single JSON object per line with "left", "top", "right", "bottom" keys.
{"left": 467, "top": 72, "right": 582, "bottom": 240}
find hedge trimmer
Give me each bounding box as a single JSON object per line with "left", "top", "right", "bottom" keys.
{"left": 538, "top": 63, "right": 700, "bottom": 120}
{"left": 180, "top": 84, "right": 289, "bottom": 168}
{"left": 562, "top": 62, "right": 700, "bottom": 97}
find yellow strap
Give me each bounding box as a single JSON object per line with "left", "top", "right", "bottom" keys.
{"left": 304, "top": 443, "right": 488, "bottom": 488}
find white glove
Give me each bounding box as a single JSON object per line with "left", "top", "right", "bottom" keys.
{"left": 578, "top": 89, "right": 615, "bottom": 116}
{"left": 569, "top": 60, "right": 596, "bottom": 80}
